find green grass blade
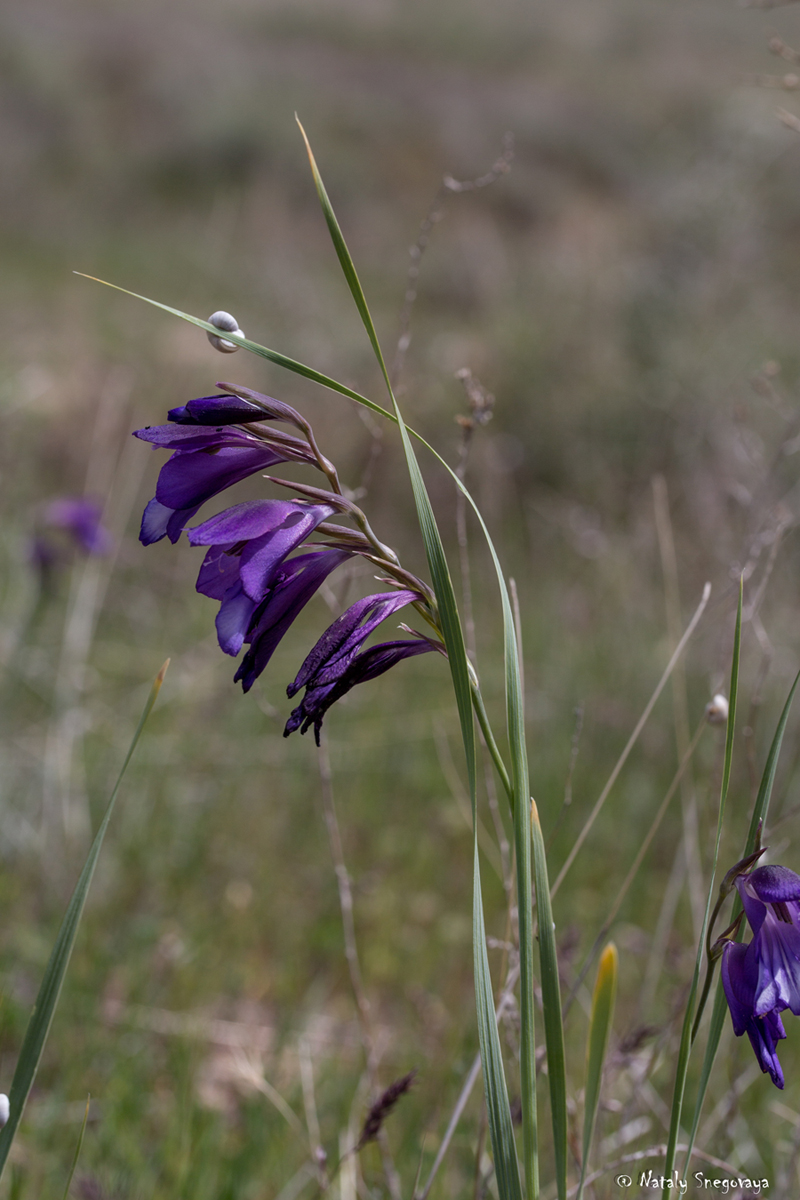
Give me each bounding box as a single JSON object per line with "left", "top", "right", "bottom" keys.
{"left": 61, "top": 1095, "right": 91, "bottom": 1200}
{"left": 577, "top": 944, "right": 618, "bottom": 1200}
{"left": 301, "top": 120, "right": 539, "bottom": 1200}
{"left": 296, "top": 118, "right": 389, "bottom": 392}
{"left": 73, "top": 274, "right": 394, "bottom": 424}
{"left": 0, "top": 663, "right": 168, "bottom": 1179}
{"left": 531, "top": 802, "right": 567, "bottom": 1200}
{"left": 395, "top": 343, "right": 524, "bottom": 1200}
{"left": 681, "top": 661, "right": 800, "bottom": 1175}
{"left": 663, "top": 583, "right": 741, "bottom": 1189}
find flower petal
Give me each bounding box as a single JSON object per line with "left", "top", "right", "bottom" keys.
{"left": 233, "top": 549, "right": 352, "bottom": 693}
{"left": 748, "top": 865, "right": 800, "bottom": 905}
{"left": 215, "top": 582, "right": 257, "bottom": 657}
{"left": 155, "top": 445, "right": 286, "bottom": 510}
{"left": 752, "top": 908, "right": 800, "bottom": 1017}
{"left": 285, "top": 635, "right": 442, "bottom": 745}
{"left": 287, "top": 589, "right": 421, "bottom": 697}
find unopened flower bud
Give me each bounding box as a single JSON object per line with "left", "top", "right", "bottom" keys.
{"left": 0, "top": 1094, "right": 9, "bottom": 1127}
{"left": 207, "top": 311, "right": 245, "bottom": 354}
{"left": 706, "top": 694, "right": 729, "bottom": 725}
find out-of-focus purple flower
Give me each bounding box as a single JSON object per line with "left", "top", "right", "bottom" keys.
{"left": 233, "top": 548, "right": 353, "bottom": 693}
{"left": 720, "top": 864, "right": 800, "bottom": 1088}
{"left": 721, "top": 941, "right": 786, "bottom": 1088}
{"left": 287, "top": 589, "right": 423, "bottom": 698}
{"left": 188, "top": 498, "right": 337, "bottom": 655}
{"left": 285, "top": 635, "right": 442, "bottom": 746}
{"left": 134, "top": 424, "right": 317, "bottom": 545}
{"left": 45, "top": 498, "right": 112, "bottom": 555}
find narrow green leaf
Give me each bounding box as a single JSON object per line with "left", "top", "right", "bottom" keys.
{"left": 531, "top": 802, "right": 568, "bottom": 1200}
{"left": 663, "top": 583, "right": 741, "bottom": 1188}
{"left": 299, "top": 119, "right": 535, "bottom": 1200}
{"left": 61, "top": 1095, "right": 91, "bottom": 1200}
{"left": 73, "top": 274, "right": 394, "bottom": 424}
{"left": 681, "top": 662, "right": 800, "bottom": 1175}
{"left": 0, "top": 662, "right": 168, "bottom": 1178}
{"left": 577, "top": 944, "right": 618, "bottom": 1200}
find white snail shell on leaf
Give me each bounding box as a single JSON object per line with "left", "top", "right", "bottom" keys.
{"left": 207, "top": 311, "right": 245, "bottom": 354}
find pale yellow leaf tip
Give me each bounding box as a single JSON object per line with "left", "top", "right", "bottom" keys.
{"left": 597, "top": 942, "right": 618, "bottom": 982}
{"left": 155, "top": 658, "right": 171, "bottom": 688}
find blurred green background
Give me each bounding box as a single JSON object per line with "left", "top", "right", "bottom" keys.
{"left": 5, "top": 0, "right": 800, "bottom": 1195}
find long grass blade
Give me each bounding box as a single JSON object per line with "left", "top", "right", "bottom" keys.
{"left": 531, "top": 802, "right": 568, "bottom": 1200}
{"left": 294, "top": 122, "right": 524, "bottom": 1197}
{"left": 0, "top": 662, "right": 169, "bottom": 1178}
{"left": 73, "top": 274, "right": 394, "bottom": 424}
{"left": 61, "top": 1095, "right": 91, "bottom": 1200}
{"left": 662, "top": 583, "right": 741, "bottom": 1188}
{"left": 681, "top": 661, "right": 800, "bottom": 1175}
{"left": 577, "top": 944, "right": 618, "bottom": 1200}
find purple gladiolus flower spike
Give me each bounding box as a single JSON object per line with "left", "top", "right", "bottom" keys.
{"left": 134, "top": 424, "right": 317, "bottom": 545}
{"left": 234, "top": 549, "right": 353, "bottom": 692}
{"left": 188, "top": 499, "right": 337, "bottom": 656}
{"left": 285, "top": 635, "right": 443, "bottom": 746}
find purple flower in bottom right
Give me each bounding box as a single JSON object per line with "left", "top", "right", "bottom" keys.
{"left": 721, "top": 864, "right": 800, "bottom": 1088}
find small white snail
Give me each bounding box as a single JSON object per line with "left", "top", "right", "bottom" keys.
{"left": 207, "top": 311, "right": 245, "bottom": 354}
{"left": 705, "top": 694, "right": 729, "bottom": 725}
{"left": 0, "top": 1094, "right": 9, "bottom": 1127}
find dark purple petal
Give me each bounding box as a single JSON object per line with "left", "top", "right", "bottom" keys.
{"left": 196, "top": 543, "right": 243, "bottom": 600}
{"left": 284, "top": 636, "right": 442, "bottom": 745}
{"left": 722, "top": 941, "right": 787, "bottom": 1088}
{"left": 722, "top": 941, "right": 759, "bottom": 1037}
{"left": 155, "top": 444, "right": 287, "bottom": 510}
{"left": 216, "top": 382, "right": 308, "bottom": 430}
{"left": 747, "top": 1008, "right": 786, "bottom": 1089}
{"left": 736, "top": 876, "right": 769, "bottom": 939}
{"left": 287, "top": 589, "right": 422, "bottom": 698}
{"left": 189, "top": 499, "right": 335, "bottom": 603}
{"left": 188, "top": 499, "right": 331, "bottom": 546}
{"left": 168, "top": 394, "right": 268, "bottom": 425}
{"left": 233, "top": 549, "right": 352, "bottom": 693}
{"left": 748, "top": 865, "right": 800, "bottom": 905}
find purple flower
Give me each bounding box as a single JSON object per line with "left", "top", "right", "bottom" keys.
{"left": 720, "top": 865, "right": 800, "bottom": 1088}
{"left": 285, "top": 635, "right": 442, "bottom": 746}
{"left": 233, "top": 549, "right": 353, "bottom": 693}
{"left": 134, "top": 424, "right": 316, "bottom": 545}
{"left": 721, "top": 941, "right": 786, "bottom": 1088}
{"left": 188, "top": 498, "right": 337, "bottom": 655}
{"left": 45, "top": 498, "right": 112, "bottom": 555}
{"left": 287, "top": 589, "right": 424, "bottom": 697}
{"left": 167, "top": 387, "right": 307, "bottom": 430}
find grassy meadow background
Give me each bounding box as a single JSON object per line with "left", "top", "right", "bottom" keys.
{"left": 5, "top": 0, "right": 800, "bottom": 1195}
